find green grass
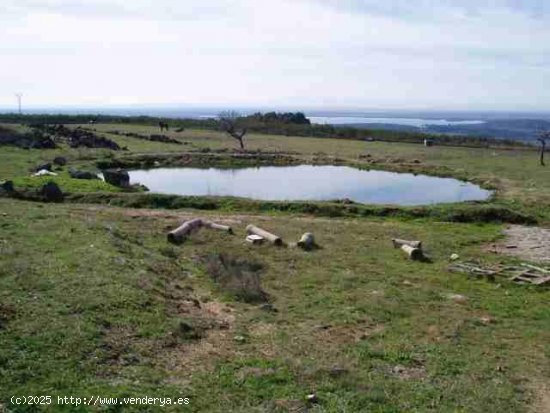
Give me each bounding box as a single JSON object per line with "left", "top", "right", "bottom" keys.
{"left": 2, "top": 122, "right": 548, "bottom": 221}
{"left": 0, "top": 200, "right": 548, "bottom": 412}
{"left": 0, "top": 122, "right": 549, "bottom": 412}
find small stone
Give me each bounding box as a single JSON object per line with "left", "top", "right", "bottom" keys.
{"left": 233, "top": 335, "right": 246, "bottom": 343}
{"left": 328, "top": 366, "right": 348, "bottom": 377}
{"left": 53, "top": 156, "right": 67, "bottom": 166}
{"left": 450, "top": 253, "right": 460, "bottom": 261}
{"left": 445, "top": 293, "right": 468, "bottom": 304}
{"left": 260, "top": 303, "right": 277, "bottom": 313}
{"left": 478, "top": 315, "right": 495, "bottom": 325}
{"left": 306, "top": 393, "right": 318, "bottom": 404}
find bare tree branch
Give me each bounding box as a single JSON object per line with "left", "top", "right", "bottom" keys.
{"left": 536, "top": 130, "right": 549, "bottom": 166}
{"left": 219, "top": 111, "right": 247, "bottom": 150}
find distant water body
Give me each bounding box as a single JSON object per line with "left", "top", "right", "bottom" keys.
{"left": 308, "top": 116, "right": 485, "bottom": 127}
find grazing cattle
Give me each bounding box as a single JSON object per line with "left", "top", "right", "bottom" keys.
{"left": 159, "top": 121, "right": 169, "bottom": 132}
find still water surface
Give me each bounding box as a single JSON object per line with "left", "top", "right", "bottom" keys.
{"left": 129, "top": 165, "right": 491, "bottom": 206}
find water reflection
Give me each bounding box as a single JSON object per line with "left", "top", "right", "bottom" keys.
{"left": 129, "top": 165, "right": 491, "bottom": 206}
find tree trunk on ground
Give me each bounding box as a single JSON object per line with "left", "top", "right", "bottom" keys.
{"left": 392, "top": 238, "right": 422, "bottom": 249}
{"left": 167, "top": 218, "right": 203, "bottom": 244}
{"left": 246, "top": 224, "right": 282, "bottom": 246}
{"left": 401, "top": 244, "right": 424, "bottom": 260}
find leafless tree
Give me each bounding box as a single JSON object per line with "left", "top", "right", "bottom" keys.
{"left": 537, "top": 130, "right": 549, "bottom": 166}
{"left": 219, "top": 111, "right": 247, "bottom": 150}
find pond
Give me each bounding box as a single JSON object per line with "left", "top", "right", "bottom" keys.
{"left": 128, "top": 165, "right": 491, "bottom": 206}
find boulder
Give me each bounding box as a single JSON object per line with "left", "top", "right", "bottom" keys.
{"left": 40, "top": 182, "right": 64, "bottom": 203}
{"left": 53, "top": 156, "right": 67, "bottom": 166}
{"left": 102, "top": 169, "right": 130, "bottom": 187}
{"left": 34, "top": 162, "right": 52, "bottom": 172}
{"left": 0, "top": 180, "right": 14, "bottom": 195}
{"left": 69, "top": 168, "right": 98, "bottom": 180}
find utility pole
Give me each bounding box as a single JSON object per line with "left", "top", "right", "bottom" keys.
{"left": 15, "top": 93, "right": 22, "bottom": 115}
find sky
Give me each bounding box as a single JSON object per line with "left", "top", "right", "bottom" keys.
{"left": 1, "top": 0, "right": 549, "bottom": 111}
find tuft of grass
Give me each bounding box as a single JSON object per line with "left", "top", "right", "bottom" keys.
{"left": 204, "top": 253, "right": 269, "bottom": 304}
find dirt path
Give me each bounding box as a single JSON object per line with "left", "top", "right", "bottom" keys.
{"left": 490, "top": 225, "right": 550, "bottom": 263}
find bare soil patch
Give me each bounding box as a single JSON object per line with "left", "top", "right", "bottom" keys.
{"left": 488, "top": 225, "right": 550, "bottom": 263}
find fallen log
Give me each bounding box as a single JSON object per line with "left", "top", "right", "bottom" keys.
{"left": 297, "top": 232, "right": 315, "bottom": 250}
{"left": 204, "top": 221, "right": 233, "bottom": 234}
{"left": 246, "top": 224, "right": 282, "bottom": 246}
{"left": 401, "top": 244, "right": 423, "bottom": 260}
{"left": 392, "top": 238, "right": 422, "bottom": 249}
{"left": 167, "top": 218, "right": 203, "bottom": 244}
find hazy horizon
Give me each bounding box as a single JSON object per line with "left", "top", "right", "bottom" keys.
{"left": 2, "top": 1, "right": 549, "bottom": 111}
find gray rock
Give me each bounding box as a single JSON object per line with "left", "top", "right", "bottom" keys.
{"left": 69, "top": 168, "right": 99, "bottom": 180}
{"left": 53, "top": 156, "right": 67, "bottom": 166}
{"left": 34, "top": 162, "right": 52, "bottom": 172}
{"left": 102, "top": 169, "right": 130, "bottom": 187}
{"left": 40, "top": 182, "right": 64, "bottom": 203}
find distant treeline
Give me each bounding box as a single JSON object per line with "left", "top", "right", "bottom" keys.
{"left": 0, "top": 112, "right": 530, "bottom": 149}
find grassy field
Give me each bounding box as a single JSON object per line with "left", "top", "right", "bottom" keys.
{"left": 0, "top": 123, "right": 549, "bottom": 412}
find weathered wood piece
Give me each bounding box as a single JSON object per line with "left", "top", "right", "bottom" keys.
{"left": 400, "top": 244, "right": 423, "bottom": 260}
{"left": 520, "top": 263, "right": 550, "bottom": 274}
{"left": 297, "top": 232, "right": 315, "bottom": 250}
{"left": 449, "top": 261, "right": 549, "bottom": 286}
{"left": 204, "top": 221, "right": 233, "bottom": 234}
{"left": 246, "top": 224, "right": 282, "bottom": 246}
{"left": 167, "top": 218, "right": 203, "bottom": 244}
{"left": 392, "top": 238, "right": 422, "bottom": 249}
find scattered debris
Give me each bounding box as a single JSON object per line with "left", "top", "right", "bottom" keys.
{"left": 509, "top": 264, "right": 550, "bottom": 286}
{"left": 449, "top": 261, "right": 549, "bottom": 286}
{"left": 246, "top": 224, "right": 282, "bottom": 246}
{"left": 448, "top": 262, "right": 497, "bottom": 282}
